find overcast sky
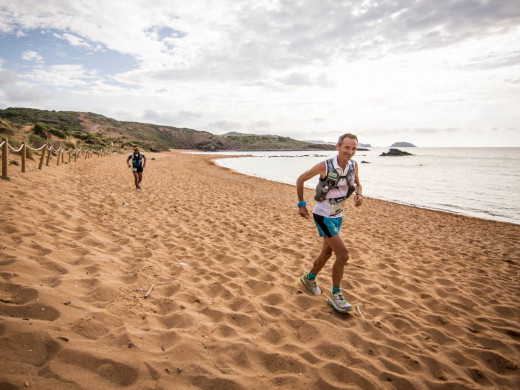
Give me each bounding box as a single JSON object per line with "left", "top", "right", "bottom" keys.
{"left": 1, "top": 0, "right": 519, "bottom": 147}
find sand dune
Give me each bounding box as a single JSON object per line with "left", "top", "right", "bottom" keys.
{"left": 1, "top": 150, "right": 519, "bottom": 389}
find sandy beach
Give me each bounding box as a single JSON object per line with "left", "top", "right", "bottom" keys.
{"left": 1, "top": 150, "right": 519, "bottom": 389}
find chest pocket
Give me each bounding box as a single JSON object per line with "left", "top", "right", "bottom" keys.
{"left": 328, "top": 196, "right": 347, "bottom": 217}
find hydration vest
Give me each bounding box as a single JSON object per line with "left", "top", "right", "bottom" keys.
{"left": 131, "top": 152, "right": 144, "bottom": 167}
{"left": 314, "top": 158, "right": 357, "bottom": 201}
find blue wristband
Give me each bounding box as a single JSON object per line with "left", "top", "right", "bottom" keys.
{"left": 298, "top": 201, "right": 306, "bottom": 208}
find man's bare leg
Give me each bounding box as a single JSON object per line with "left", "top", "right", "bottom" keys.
{"left": 310, "top": 238, "right": 333, "bottom": 275}
{"left": 133, "top": 172, "right": 139, "bottom": 189}
{"left": 326, "top": 234, "right": 349, "bottom": 288}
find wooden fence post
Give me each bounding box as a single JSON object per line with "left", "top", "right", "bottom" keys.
{"left": 1, "top": 137, "right": 7, "bottom": 178}
{"left": 21, "top": 142, "right": 26, "bottom": 173}
{"left": 68, "top": 149, "right": 71, "bottom": 163}
{"left": 61, "top": 148, "right": 65, "bottom": 163}
{"left": 39, "top": 144, "right": 47, "bottom": 169}
{"left": 46, "top": 146, "right": 51, "bottom": 166}
{"left": 56, "top": 148, "right": 61, "bottom": 166}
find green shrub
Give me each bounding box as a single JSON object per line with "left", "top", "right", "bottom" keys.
{"left": 50, "top": 128, "right": 67, "bottom": 139}
{"left": 29, "top": 133, "right": 48, "bottom": 145}
{"left": 34, "top": 122, "right": 51, "bottom": 138}
{"left": 6, "top": 138, "right": 21, "bottom": 152}
{"left": 64, "top": 140, "right": 76, "bottom": 149}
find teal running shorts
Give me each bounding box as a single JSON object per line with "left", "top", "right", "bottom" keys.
{"left": 313, "top": 214, "right": 342, "bottom": 238}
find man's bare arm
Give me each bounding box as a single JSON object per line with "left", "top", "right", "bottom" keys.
{"left": 296, "top": 162, "right": 326, "bottom": 218}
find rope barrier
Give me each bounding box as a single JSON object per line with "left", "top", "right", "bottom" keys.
{"left": 8, "top": 144, "right": 24, "bottom": 153}
{"left": 1, "top": 136, "right": 113, "bottom": 179}
{"left": 26, "top": 144, "right": 47, "bottom": 151}
{"left": 50, "top": 146, "right": 63, "bottom": 153}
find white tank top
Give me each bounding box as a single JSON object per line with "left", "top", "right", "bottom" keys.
{"left": 313, "top": 157, "right": 355, "bottom": 218}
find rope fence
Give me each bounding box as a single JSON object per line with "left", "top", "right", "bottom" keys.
{"left": 1, "top": 137, "right": 112, "bottom": 179}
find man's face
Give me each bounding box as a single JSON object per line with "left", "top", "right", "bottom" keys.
{"left": 337, "top": 137, "right": 357, "bottom": 160}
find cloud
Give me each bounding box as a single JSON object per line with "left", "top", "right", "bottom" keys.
{"left": 53, "top": 32, "right": 96, "bottom": 50}
{"left": 146, "top": 26, "right": 187, "bottom": 42}
{"left": 229, "top": 0, "right": 520, "bottom": 70}
{"left": 408, "top": 127, "right": 456, "bottom": 135}
{"left": 21, "top": 50, "right": 43, "bottom": 62}
{"left": 0, "top": 69, "right": 16, "bottom": 86}
{"left": 463, "top": 50, "right": 520, "bottom": 70}
{"left": 2, "top": 84, "right": 49, "bottom": 104}
{"left": 143, "top": 109, "right": 202, "bottom": 126}
{"left": 4, "top": 1, "right": 520, "bottom": 84}
{"left": 278, "top": 72, "right": 333, "bottom": 87}
{"left": 26, "top": 64, "right": 99, "bottom": 87}
{"left": 250, "top": 120, "right": 270, "bottom": 128}
{"left": 207, "top": 120, "right": 242, "bottom": 132}
{"left": 0, "top": 1, "right": 519, "bottom": 146}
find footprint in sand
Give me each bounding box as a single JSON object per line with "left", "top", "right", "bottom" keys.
{"left": 0, "top": 282, "right": 60, "bottom": 321}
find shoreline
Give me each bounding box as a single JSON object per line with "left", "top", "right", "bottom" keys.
{"left": 1, "top": 150, "right": 519, "bottom": 389}
{"left": 209, "top": 149, "right": 520, "bottom": 226}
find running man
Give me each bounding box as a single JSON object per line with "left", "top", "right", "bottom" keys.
{"left": 296, "top": 133, "right": 364, "bottom": 312}
{"left": 127, "top": 146, "right": 146, "bottom": 191}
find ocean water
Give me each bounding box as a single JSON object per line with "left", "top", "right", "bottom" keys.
{"left": 207, "top": 148, "right": 520, "bottom": 225}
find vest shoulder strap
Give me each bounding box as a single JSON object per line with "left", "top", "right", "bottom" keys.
{"left": 326, "top": 157, "right": 355, "bottom": 178}
{"left": 325, "top": 158, "right": 335, "bottom": 175}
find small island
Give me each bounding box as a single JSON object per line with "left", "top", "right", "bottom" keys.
{"left": 391, "top": 142, "right": 416, "bottom": 147}
{"left": 380, "top": 148, "right": 413, "bottom": 157}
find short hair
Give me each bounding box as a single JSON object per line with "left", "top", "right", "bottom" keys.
{"left": 337, "top": 133, "right": 358, "bottom": 146}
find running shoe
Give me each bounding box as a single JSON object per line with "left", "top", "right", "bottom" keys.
{"left": 300, "top": 273, "right": 321, "bottom": 295}
{"left": 327, "top": 292, "right": 353, "bottom": 312}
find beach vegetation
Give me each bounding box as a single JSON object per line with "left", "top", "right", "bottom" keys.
{"left": 29, "top": 133, "right": 49, "bottom": 145}
{"left": 63, "top": 138, "right": 77, "bottom": 149}
{"left": 1, "top": 107, "right": 337, "bottom": 153}
{"left": 7, "top": 138, "right": 21, "bottom": 148}
{"left": 49, "top": 128, "right": 67, "bottom": 139}
{"left": 0, "top": 119, "right": 16, "bottom": 135}
{"left": 0, "top": 107, "right": 82, "bottom": 131}
{"left": 34, "top": 122, "right": 51, "bottom": 138}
